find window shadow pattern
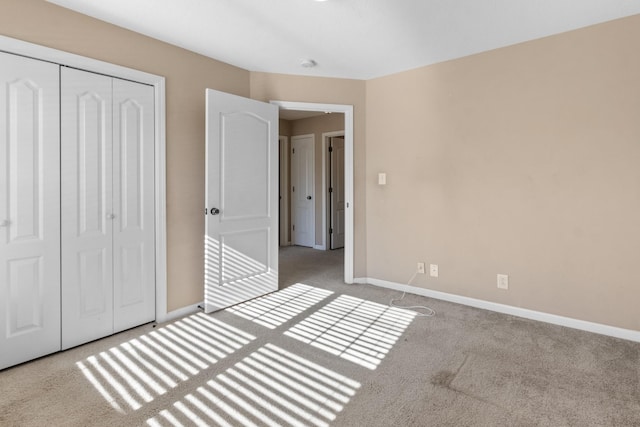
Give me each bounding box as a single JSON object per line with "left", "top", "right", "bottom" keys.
{"left": 78, "top": 284, "right": 417, "bottom": 425}
{"left": 76, "top": 313, "right": 255, "bottom": 413}
{"left": 284, "top": 295, "right": 416, "bottom": 370}
{"left": 226, "top": 283, "right": 334, "bottom": 329}
{"left": 146, "top": 343, "right": 360, "bottom": 427}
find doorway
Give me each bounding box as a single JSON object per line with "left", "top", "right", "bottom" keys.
{"left": 272, "top": 101, "right": 354, "bottom": 284}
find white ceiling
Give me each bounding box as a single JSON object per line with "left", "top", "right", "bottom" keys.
{"left": 47, "top": 0, "right": 640, "bottom": 80}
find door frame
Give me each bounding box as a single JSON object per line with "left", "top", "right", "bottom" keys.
{"left": 290, "top": 134, "right": 316, "bottom": 248}
{"left": 322, "top": 131, "right": 345, "bottom": 251}
{"left": 270, "top": 101, "right": 354, "bottom": 284}
{"left": 0, "top": 35, "right": 170, "bottom": 321}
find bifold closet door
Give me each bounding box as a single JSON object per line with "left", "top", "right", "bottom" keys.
{"left": 112, "top": 78, "right": 155, "bottom": 333}
{"left": 0, "top": 53, "right": 61, "bottom": 370}
{"left": 61, "top": 68, "right": 155, "bottom": 350}
{"left": 61, "top": 67, "right": 114, "bottom": 350}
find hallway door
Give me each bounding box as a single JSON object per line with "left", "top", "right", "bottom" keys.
{"left": 291, "top": 134, "right": 315, "bottom": 247}
{"left": 329, "top": 136, "right": 345, "bottom": 249}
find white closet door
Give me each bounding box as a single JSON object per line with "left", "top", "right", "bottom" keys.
{"left": 0, "top": 53, "right": 61, "bottom": 370}
{"left": 61, "top": 67, "right": 114, "bottom": 350}
{"left": 112, "top": 78, "right": 155, "bottom": 332}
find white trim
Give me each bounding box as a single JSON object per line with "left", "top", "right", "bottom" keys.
{"left": 290, "top": 133, "right": 316, "bottom": 249}
{"left": 0, "top": 35, "right": 163, "bottom": 86}
{"left": 0, "top": 35, "right": 169, "bottom": 323}
{"left": 356, "top": 277, "right": 640, "bottom": 343}
{"left": 271, "top": 101, "right": 354, "bottom": 284}
{"left": 321, "top": 131, "right": 345, "bottom": 251}
{"left": 153, "top": 79, "right": 168, "bottom": 323}
{"left": 313, "top": 244, "right": 326, "bottom": 250}
{"left": 161, "top": 302, "right": 203, "bottom": 323}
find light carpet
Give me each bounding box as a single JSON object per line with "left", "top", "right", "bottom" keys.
{"left": 1, "top": 246, "right": 638, "bottom": 426}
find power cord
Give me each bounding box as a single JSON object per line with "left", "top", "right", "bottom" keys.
{"left": 389, "top": 270, "right": 436, "bottom": 317}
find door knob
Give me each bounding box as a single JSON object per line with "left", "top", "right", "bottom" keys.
{"left": 210, "top": 208, "right": 220, "bottom": 215}
{"left": 0, "top": 219, "right": 9, "bottom": 227}
{"left": 307, "top": 196, "right": 312, "bottom": 200}
{"left": 106, "top": 213, "right": 115, "bottom": 220}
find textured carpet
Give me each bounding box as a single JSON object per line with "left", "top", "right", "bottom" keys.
{"left": 1, "top": 246, "right": 639, "bottom": 426}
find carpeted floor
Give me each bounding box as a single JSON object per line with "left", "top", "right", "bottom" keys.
{"left": 1, "top": 246, "right": 639, "bottom": 426}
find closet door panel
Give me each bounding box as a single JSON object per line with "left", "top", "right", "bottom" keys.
{"left": 61, "top": 67, "right": 114, "bottom": 350}
{"left": 112, "top": 79, "right": 155, "bottom": 332}
{"left": 0, "top": 53, "right": 61, "bottom": 370}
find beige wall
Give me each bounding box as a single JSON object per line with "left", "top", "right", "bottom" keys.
{"left": 278, "top": 119, "right": 292, "bottom": 244}
{"left": 279, "top": 119, "right": 292, "bottom": 137}
{"left": 290, "top": 113, "right": 345, "bottom": 246}
{"left": 4, "top": 1, "right": 639, "bottom": 333}
{"left": 251, "top": 73, "right": 367, "bottom": 276}
{"left": 366, "top": 15, "right": 640, "bottom": 331}
{"left": 0, "top": 0, "right": 250, "bottom": 312}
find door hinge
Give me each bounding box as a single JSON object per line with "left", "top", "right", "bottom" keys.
{"left": 329, "top": 187, "right": 333, "bottom": 193}
{"left": 292, "top": 148, "right": 295, "bottom": 154}
{"left": 292, "top": 186, "right": 295, "bottom": 192}
{"left": 329, "top": 146, "right": 333, "bottom": 152}
{"left": 330, "top": 228, "right": 333, "bottom": 234}
{"left": 292, "top": 225, "right": 295, "bottom": 231}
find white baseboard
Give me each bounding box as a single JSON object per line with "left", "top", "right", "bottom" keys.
{"left": 156, "top": 302, "right": 202, "bottom": 324}
{"left": 354, "top": 277, "right": 640, "bottom": 343}
{"left": 313, "top": 244, "right": 326, "bottom": 250}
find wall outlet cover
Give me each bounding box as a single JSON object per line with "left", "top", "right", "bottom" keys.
{"left": 497, "top": 274, "right": 509, "bottom": 290}
{"left": 430, "top": 264, "right": 438, "bottom": 277}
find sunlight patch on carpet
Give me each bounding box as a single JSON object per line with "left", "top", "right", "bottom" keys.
{"left": 76, "top": 313, "right": 255, "bottom": 412}
{"left": 226, "top": 283, "right": 334, "bottom": 329}
{"left": 284, "top": 294, "right": 416, "bottom": 370}
{"left": 146, "top": 343, "right": 360, "bottom": 427}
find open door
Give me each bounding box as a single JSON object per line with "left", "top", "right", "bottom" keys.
{"left": 329, "top": 136, "right": 345, "bottom": 249}
{"left": 204, "top": 89, "right": 279, "bottom": 313}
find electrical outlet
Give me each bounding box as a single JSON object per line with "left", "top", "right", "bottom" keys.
{"left": 497, "top": 274, "right": 509, "bottom": 290}
{"left": 417, "top": 262, "right": 425, "bottom": 274}
{"left": 430, "top": 264, "right": 438, "bottom": 277}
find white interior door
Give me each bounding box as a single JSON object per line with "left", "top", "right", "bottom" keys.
{"left": 0, "top": 53, "right": 61, "bottom": 370}
{"left": 330, "top": 137, "right": 345, "bottom": 249}
{"left": 61, "top": 67, "right": 114, "bottom": 350}
{"left": 291, "top": 135, "right": 315, "bottom": 247}
{"left": 112, "top": 78, "right": 155, "bottom": 333}
{"left": 204, "top": 89, "right": 279, "bottom": 313}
